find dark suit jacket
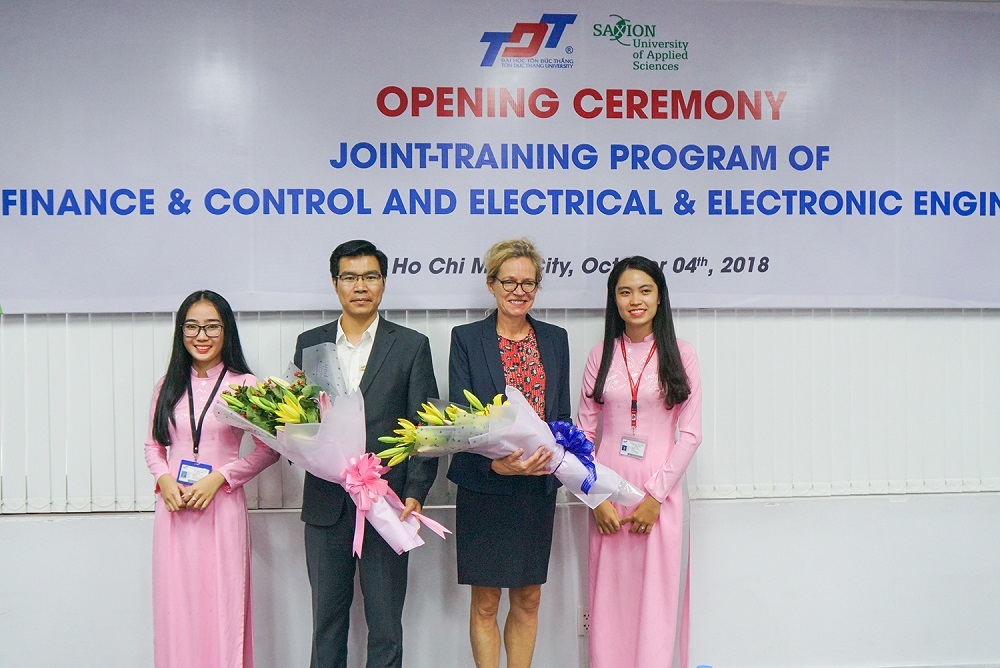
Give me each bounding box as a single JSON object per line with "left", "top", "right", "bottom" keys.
{"left": 446, "top": 312, "right": 571, "bottom": 496}
{"left": 294, "top": 316, "right": 439, "bottom": 526}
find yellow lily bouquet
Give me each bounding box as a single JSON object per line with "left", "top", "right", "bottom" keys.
{"left": 379, "top": 386, "right": 646, "bottom": 509}
{"left": 377, "top": 390, "right": 506, "bottom": 465}
{"left": 214, "top": 358, "right": 452, "bottom": 556}
{"left": 218, "top": 371, "right": 322, "bottom": 437}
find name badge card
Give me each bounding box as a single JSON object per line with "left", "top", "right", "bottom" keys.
{"left": 177, "top": 459, "right": 213, "bottom": 485}
{"left": 619, "top": 435, "right": 648, "bottom": 460}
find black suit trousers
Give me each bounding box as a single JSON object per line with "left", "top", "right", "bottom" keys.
{"left": 305, "top": 514, "right": 409, "bottom": 668}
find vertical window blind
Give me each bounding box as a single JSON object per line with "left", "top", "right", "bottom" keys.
{"left": 2, "top": 309, "right": 998, "bottom": 514}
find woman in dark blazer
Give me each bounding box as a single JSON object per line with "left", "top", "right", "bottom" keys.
{"left": 446, "top": 238, "right": 571, "bottom": 668}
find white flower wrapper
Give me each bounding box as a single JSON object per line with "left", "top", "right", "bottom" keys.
{"left": 301, "top": 343, "right": 348, "bottom": 397}
{"left": 413, "top": 409, "right": 492, "bottom": 455}
{"left": 404, "top": 387, "right": 645, "bottom": 509}
{"left": 215, "top": 390, "right": 438, "bottom": 555}
{"left": 213, "top": 401, "right": 280, "bottom": 450}
{"left": 466, "top": 387, "right": 645, "bottom": 509}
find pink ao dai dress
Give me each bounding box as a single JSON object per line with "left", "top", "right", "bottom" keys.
{"left": 578, "top": 335, "right": 703, "bottom": 668}
{"left": 144, "top": 363, "right": 279, "bottom": 668}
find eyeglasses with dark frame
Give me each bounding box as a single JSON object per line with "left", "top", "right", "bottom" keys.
{"left": 182, "top": 323, "right": 224, "bottom": 338}
{"left": 335, "top": 273, "right": 385, "bottom": 286}
{"left": 494, "top": 278, "right": 540, "bottom": 293}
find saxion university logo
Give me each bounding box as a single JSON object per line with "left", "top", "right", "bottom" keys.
{"left": 480, "top": 13, "right": 577, "bottom": 68}
{"left": 593, "top": 14, "right": 690, "bottom": 71}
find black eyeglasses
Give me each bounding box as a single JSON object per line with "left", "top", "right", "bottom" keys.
{"left": 495, "top": 279, "right": 539, "bottom": 293}
{"left": 335, "top": 273, "right": 384, "bottom": 286}
{"left": 182, "top": 323, "right": 224, "bottom": 338}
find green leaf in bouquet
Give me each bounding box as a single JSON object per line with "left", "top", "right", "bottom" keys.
{"left": 299, "top": 384, "right": 322, "bottom": 399}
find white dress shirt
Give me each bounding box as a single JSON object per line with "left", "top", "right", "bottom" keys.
{"left": 336, "top": 315, "right": 380, "bottom": 391}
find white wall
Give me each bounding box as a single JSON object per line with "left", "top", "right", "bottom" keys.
{"left": 2, "top": 495, "right": 999, "bottom": 667}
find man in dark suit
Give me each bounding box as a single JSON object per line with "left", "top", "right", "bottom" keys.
{"left": 293, "top": 239, "right": 438, "bottom": 668}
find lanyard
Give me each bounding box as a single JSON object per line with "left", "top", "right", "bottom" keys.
{"left": 620, "top": 337, "right": 656, "bottom": 435}
{"left": 188, "top": 367, "right": 227, "bottom": 461}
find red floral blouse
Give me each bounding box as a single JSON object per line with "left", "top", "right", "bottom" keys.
{"left": 499, "top": 328, "right": 546, "bottom": 420}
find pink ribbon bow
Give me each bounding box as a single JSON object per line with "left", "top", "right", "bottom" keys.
{"left": 344, "top": 453, "right": 391, "bottom": 556}
{"left": 342, "top": 452, "right": 451, "bottom": 557}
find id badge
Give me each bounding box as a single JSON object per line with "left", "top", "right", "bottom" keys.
{"left": 177, "top": 459, "right": 213, "bottom": 485}
{"left": 619, "top": 435, "right": 648, "bottom": 460}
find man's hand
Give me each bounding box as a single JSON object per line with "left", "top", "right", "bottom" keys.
{"left": 400, "top": 497, "right": 422, "bottom": 522}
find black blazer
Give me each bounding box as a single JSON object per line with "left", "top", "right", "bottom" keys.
{"left": 446, "top": 312, "right": 571, "bottom": 496}
{"left": 294, "top": 317, "right": 439, "bottom": 526}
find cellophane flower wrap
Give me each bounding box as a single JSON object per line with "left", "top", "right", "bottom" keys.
{"left": 275, "top": 391, "right": 449, "bottom": 556}
{"left": 378, "top": 386, "right": 645, "bottom": 509}
{"left": 211, "top": 371, "right": 321, "bottom": 448}
{"left": 375, "top": 389, "right": 504, "bottom": 463}
{"left": 214, "top": 347, "right": 448, "bottom": 556}
{"left": 468, "top": 387, "right": 645, "bottom": 509}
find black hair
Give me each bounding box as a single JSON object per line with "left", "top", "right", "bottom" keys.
{"left": 329, "top": 239, "right": 388, "bottom": 280}
{"left": 152, "top": 290, "right": 252, "bottom": 446}
{"left": 588, "top": 256, "right": 690, "bottom": 408}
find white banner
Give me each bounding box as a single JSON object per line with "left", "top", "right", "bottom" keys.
{"left": 2, "top": 0, "right": 999, "bottom": 313}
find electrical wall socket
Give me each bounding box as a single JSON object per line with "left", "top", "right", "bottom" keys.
{"left": 577, "top": 606, "right": 590, "bottom": 636}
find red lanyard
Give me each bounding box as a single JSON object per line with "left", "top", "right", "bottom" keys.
{"left": 620, "top": 337, "right": 657, "bottom": 434}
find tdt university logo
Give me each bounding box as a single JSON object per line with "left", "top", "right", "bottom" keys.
{"left": 480, "top": 14, "right": 577, "bottom": 68}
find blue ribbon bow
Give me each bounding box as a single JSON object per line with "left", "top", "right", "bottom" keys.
{"left": 548, "top": 421, "right": 597, "bottom": 494}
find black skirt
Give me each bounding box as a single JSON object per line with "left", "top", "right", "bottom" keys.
{"left": 455, "top": 485, "right": 557, "bottom": 588}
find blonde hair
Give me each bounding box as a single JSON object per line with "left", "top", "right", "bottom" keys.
{"left": 484, "top": 238, "right": 544, "bottom": 283}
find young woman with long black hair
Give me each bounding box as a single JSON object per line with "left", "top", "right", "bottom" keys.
{"left": 577, "top": 257, "right": 703, "bottom": 668}
{"left": 144, "top": 290, "right": 279, "bottom": 668}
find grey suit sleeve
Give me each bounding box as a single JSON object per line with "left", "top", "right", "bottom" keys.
{"left": 402, "top": 336, "right": 439, "bottom": 503}
{"left": 293, "top": 333, "right": 306, "bottom": 369}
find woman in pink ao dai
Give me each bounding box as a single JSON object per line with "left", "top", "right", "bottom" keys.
{"left": 144, "top": 290, "right": 279, "bottom": 668}
{"left": 578, "top": 257, "right": 703, "bottom": 668}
